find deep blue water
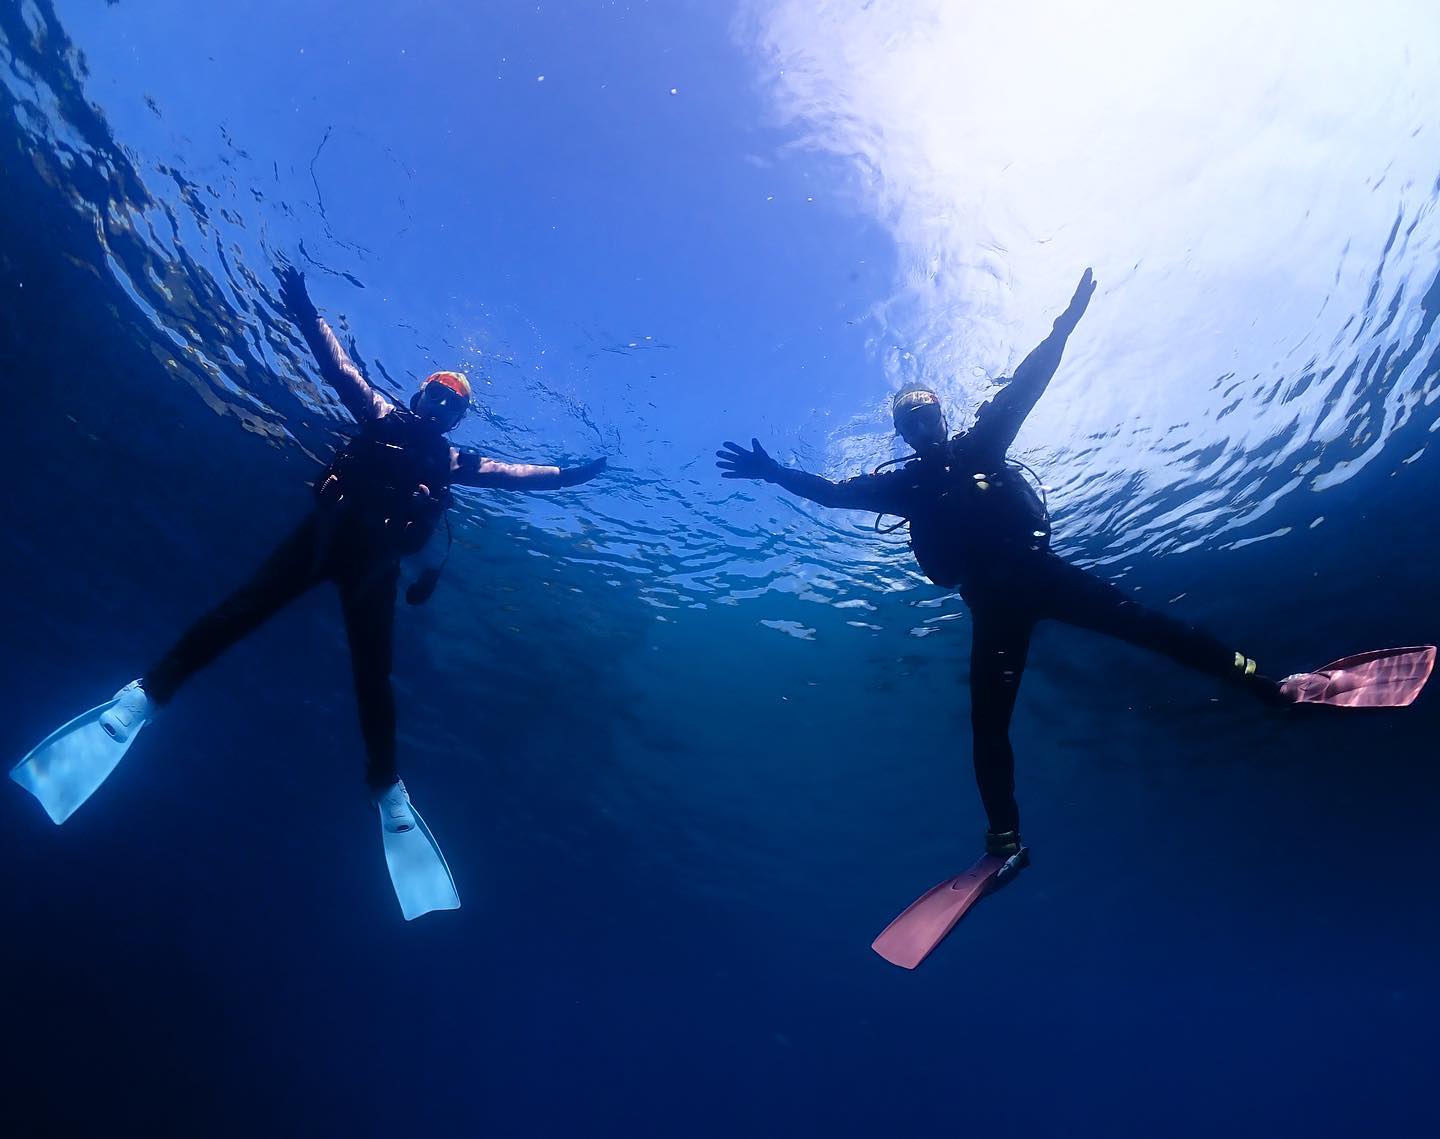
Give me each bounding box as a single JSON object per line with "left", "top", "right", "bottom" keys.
{"left": 3, "top": 2, "right": 1440, "bottom": 1136}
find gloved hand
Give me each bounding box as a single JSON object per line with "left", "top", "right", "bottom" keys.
{"left": 715, "top": 438, "right": 781, "bottom": 482}
{"left": 405, "top": 567, "right": 442, "bottom": 606}
{"left": 276, "top": 263, "right": 318, "bottom": 324}
{"left": 556, "top": 456, "right": 607, "bottom": 487}
{"left": 1055, "top": 267, "right": 1096, "bottom": 332}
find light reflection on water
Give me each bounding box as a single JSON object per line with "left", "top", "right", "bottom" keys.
{"left": 5, "top": 0, "right": 1440, "bottom": 630}
{"left": 745, "top": 0, "right": 1440, "bottom": 567}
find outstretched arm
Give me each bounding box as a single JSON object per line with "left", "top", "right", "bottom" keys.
{"left": 716, "top": 439, "right": 905, "bottom": 513}
{"left": 970, "top": 268, "right": 1096, "bottom": 456}
{"left": 450, "top": 451, "right": 607, "bottom": 490}
{"left": 277, "top": 265, "right": 394, "bottom": 424}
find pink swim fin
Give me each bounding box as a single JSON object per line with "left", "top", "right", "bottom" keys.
{"left": 871, "top": 854, "right": 1007, "bottom": 970}
{"left": 1279, "top": 645, "right": 1436, "bottom": 708}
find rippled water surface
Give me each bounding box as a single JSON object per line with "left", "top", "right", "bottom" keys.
{"left": 3, "top": 2, "right": 1439, "bottom": 1136}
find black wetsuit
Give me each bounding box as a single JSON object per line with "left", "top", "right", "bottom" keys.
{"left": 765, "top": 320, "right": 1260, "bottom": 836}
{"left": 143, "top": 296, "right": 591, "bottom": 792}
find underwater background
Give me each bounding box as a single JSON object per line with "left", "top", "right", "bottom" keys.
{"left": 3, "top": 1, "right": 1439, "bottom": 1135}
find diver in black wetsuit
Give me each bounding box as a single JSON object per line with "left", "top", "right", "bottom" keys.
{"left": 9, "top": 265, "right": 608, "bottom": 918}
{"left": 717, "top": 269, "right": 1279, "bottom": 867}
{"left": 142, "top": 266, "right": 607, "bottom": 801}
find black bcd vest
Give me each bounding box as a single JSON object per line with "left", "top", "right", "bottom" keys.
{"left": 315, "top": 409, "right": 453, "bottom": 555}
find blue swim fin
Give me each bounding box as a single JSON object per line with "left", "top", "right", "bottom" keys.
{"left": 11, "top": 682, "right": 154, "bottom": 824}
{"left": 377, "top": 782, "right": 460, "bottom": 921}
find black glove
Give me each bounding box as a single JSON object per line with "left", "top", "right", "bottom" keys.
{"left": 715, "top": 438, "right": 781, "bottom": 482}
{"left": 556, "top": 456, "right": 607, "bottom": 487}
{"left": 276, "top": 263, "right": 318, "bottom": 324}
{"left": 1055, "top": 267, "right": 1096, "bottom": 332}
{"left": 405, "top": 567, "right": 442, "bottom": 606}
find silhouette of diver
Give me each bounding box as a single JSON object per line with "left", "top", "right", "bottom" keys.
{"left": 718, "top": 269, "right": 1433, "bottom": 880}
{"left": 11, "top": 265, "right": 607, "bottom": 919}
{"left": 140, "top": 266, "right": 607, "bottom": 800}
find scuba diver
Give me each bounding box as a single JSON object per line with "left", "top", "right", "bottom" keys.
{"left": 11, "top": 265, "right": 608, "bottom": 921}
{"left": 717, "top": 268, "right": 1434, "bottom": 968}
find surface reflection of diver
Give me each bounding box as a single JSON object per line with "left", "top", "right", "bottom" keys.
{"left": 717, "top": 268, "right": 1435, "bottom": 967}
{"left": 11, "top": 266, "right": 607, "bottom": 921}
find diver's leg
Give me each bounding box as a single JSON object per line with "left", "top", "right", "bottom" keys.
{"left": 339, "top": 563, "right": 400, "bottom": 794}
{"left": 143, "top": 515, "right": 326, "bottom": 704}
{"left": 968, "top": 605, "right": 1036, "bottom": 839}
{"left": 1040, "top": 556, "right": 1275, "bottom": 693}
{"left": 347, "top": 565, "right": 460, "bottom": 918}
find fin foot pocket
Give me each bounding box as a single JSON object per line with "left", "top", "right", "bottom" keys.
{"left": 377, "top": 782, "right": 460, "bottom": 920}
{"left": 10, "top": 680, "right": 152, "bottom": 824}
{"left": 871, "top": 853, "right": 1009, "bottom": 970}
